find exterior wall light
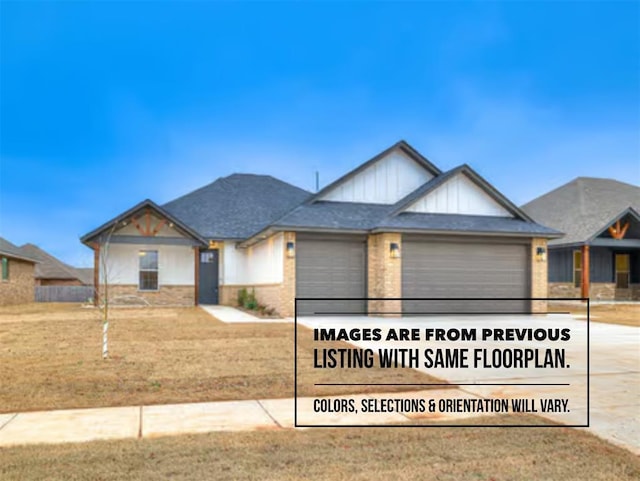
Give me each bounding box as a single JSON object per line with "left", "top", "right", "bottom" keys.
{"left": 286, "top": 241, "right": 295, "bottom": 258}
{"left": 536, "top": 246, "right": 547, "bottom": 262}
{"left": 390, "top": 242, "right": 401, "bottom": 259}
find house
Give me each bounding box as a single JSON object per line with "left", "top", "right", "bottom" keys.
{"left": 19, "top": 243, "right": 92, "bottom": 286}
{"left": 522, "top": 177, "right": 640, "bottom": 301}
{"left": 0, "top": 237, "right": 38, "bottom": 306}
{"left": 81, "top": 141, "right": 560, "bottom": 315}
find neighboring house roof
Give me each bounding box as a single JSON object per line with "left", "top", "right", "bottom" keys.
{"left": 81, "top": 199, "right": 208, "bottom": 246}
{"left": 163, "top": 174, "right": 312, "bottom": 239}
{"left": 75, "top": 268, "right": 94, "bottom": 286}
{"left": 0, "top": 237, "right": 38, "bottom": 263}
{"left": 19, "top": 244, "right": 87, "bottom": 282}
{"left": 521, "top": 177, "right": 640, "bottom": 246}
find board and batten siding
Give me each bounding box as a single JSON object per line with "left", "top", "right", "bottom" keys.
{"left": 222, "top": 233, "right": 284, "bottom": 285}
{"left": 102, "top": 244, "right": 194, "bottom": 286}
{"left": 549, "top": 246, "right": 620, "bottom": 284}
{"left": 319, "top": 150, "right": 433, "bottom": 204}
{"left": 406, "top": 173, "right": 512, "bottom": 217}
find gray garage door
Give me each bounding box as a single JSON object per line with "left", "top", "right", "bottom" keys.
{"left": 296, "top": 234, "right": 367, "bottom": 315}
{"left": 402, "top": 237, "right": 530, "bottom": 313}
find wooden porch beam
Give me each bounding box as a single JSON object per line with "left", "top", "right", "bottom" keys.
{"left": 152, "top": 219, "right": 167, "bottom": 236}
{"left": 194, "top": 247, "right": 200, "bottom": 305}
{"left": 131, "top": 216, "right": 146, "bottom": 236}
{"left": 145, "top": 208, "right": 152, "bottom": 236}
{"left": 581, "top": 244, "right": 590, "bottom": 300}
{"left": 93, "top": 243, "right": 100, "bottom": 306}
{"left": 608, "top": 220, "right": 630, "bottom": 240}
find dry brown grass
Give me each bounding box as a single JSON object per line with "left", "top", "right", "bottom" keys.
{"left": 550, "top": 301, "right": 640, "bottom": 327}
{"left": 0, "top": 303, "right": 447, "bottom": 413}
{"left": 1, "top": 415, "right": 638, "bottom": 481}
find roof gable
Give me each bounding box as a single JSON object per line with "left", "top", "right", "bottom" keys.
{"left": 81, "top": 199, "right": 207, "bottom": 246}
{"left": 313, "top": 140, "right": 441, "bottom": 205}
{"left": 392, "top": 165, "right": 529, "bottom": 220}
{"left": 521, "top": 177, "right": 640, "bottom": 246}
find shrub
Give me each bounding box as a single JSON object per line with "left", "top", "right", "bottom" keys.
{"left": 237, "top": 288, "right": 248, "bottom": 307}
{"left": 245, "top": 289, "right": 258, "bottom": 310}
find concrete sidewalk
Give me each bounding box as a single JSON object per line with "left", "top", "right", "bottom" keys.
{"left": 0, "top": 388, "right": 473, "bottom": 447}
{"left": 200, "top": 305, "right": 291, "bottom": 323}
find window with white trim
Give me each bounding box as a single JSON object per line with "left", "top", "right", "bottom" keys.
{"left": 139, "top": 250, "right": 158, "bottom": 290}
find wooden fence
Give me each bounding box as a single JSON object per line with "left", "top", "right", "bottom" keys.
{"left": 35, "top": 286, "right": 94, "bottom": 303}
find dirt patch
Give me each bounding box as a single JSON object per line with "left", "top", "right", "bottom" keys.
{"left": 0, "top": 303, "right": 449, "bottom": 413}
{"left": 550, "top": 301, "right": 640, "bottom": 327}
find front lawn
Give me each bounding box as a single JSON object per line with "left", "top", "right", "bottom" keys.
{"left": 550, "top": 301, "right": 640, "bottom": 327}
{"left": 0, "top": 303, "right": 448, "bottom": 413}
{"left": 1, "top": 415, "right": 638, "bottom": 481}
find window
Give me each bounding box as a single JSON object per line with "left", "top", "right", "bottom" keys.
{"left": 139, "top": 250, "right": 158, "bottom": 290}
{"left": 1, "top": 257, "right": 8, "bottom": 281}
{"left": 615, "top": 254, "right": 630, "bottom": 289}
{"left": 573, "top": 251, "right": 582, "bottom": 288}
{"left": 200, "top": 252, "right": 216, "bottom": 263}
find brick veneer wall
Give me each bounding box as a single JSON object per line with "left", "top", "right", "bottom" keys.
{"left": 220, "top": 284, "right": 282, "bottom": 311}
{"left": 103, "top": 284, "right": 194, "bottom": 306}
{"left": 0, "top": 258, "right": 35, "bottom": 305}
{"left": 531, "top": 238, "right": 548, "bottom": 313}
{"left": 367, "top": 233, "right": 401, "bottom": 316}
{"left": 549, "top": 282, "right": 639, "bottom": 301}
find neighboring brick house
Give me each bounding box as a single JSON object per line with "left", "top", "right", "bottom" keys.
{"left": 82, "top": 140, "right": 560, "bottom": 315}
{"left": 522, "top": 177, "right": 640, "bottom": 301}
{"left": 0, "top": 237, "right": 38, "bottom": 306}
{"left": 19, "top": 243, "right": 91, "bottom": 286}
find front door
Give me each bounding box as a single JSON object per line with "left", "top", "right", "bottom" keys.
{"left": 615, "top": 253, "right": 630, "bottom": 300}
{"left": 198, "top": 249, "right": 219, "bottom": 304}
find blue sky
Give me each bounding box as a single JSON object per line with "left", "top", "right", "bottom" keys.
{"left": 1, "top": 2, "right": 638, "bottom": 266}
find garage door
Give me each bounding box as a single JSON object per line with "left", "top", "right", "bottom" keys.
{"left": 296, "top": 234, "right": 366, "bottom": 315}
{"left": 402, "top": 236, "right": 530, "bottom": 313}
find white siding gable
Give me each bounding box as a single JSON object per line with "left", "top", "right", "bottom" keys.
{"left": 319, "top": 150, "right": 433, "bottom": 204}
{"left": 406, "top": 173, "right": 513, "bottom": 217}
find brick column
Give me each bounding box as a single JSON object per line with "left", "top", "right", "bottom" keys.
{"left": 531, "top": 238, "right": 548, "bottom": 313}
{"left": 367, "top": 233, "right": 402, "bottom": 316}
{"left": 280, "top": 232, "right": 296, "bottom": 317}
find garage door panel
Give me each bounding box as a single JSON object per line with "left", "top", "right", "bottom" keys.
{"left": 402, "top": 239, "right": 529, "bottom": 313}
{"left": 296, "top": 238, "right": 366, "bottom": 315}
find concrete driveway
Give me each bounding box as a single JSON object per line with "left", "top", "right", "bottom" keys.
{"left": 297, "top": 314, "right": 639, "bottom": 454}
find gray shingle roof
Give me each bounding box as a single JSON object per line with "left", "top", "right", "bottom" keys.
{"left": 163, "top": 174, "right": 311, "bottom": 239}
{"left": 521, "top": 177, "right": 640, "bottom": 246}
{"left": 20, "top": 244, "right": 85, "bottom": 281}
{"left": 376, "top": 212, "right": 560, "bottom": 236}
{"left": 0, "top": 237, "right": 38, "bottom": 263}
{"left": 265, "top": 201, "right": 559, "bottom": 239}
{"left": 273, "top": 201, "right": 394, "bottom": 231}
{"left": 75, "top": 268, "right": 94, "bottom": 286}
